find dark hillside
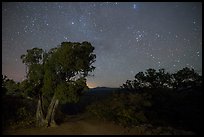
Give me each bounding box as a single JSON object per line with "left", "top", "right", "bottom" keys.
{"left": 61, "top": 87, "right": 120, "bottom": 115}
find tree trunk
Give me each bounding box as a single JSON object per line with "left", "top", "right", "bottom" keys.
{"left": 45, "top": 95, "right": 59, "bottom": 127}
{"left": 40, "top": 95, "right": 45, "bottom": 116}
{"left": 36, "top": 95, "right": 46, "bottom": 127}
{"left": 49, "top": 99, "right": 59, "bottom": 127}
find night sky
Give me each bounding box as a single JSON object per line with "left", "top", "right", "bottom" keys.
{"left": 2, "top": 2, "right": 202, "bottom": 88}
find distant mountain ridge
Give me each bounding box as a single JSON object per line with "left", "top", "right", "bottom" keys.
{"left": 86, "top": 87, "right": 120, "bottom": 94}
{"left": 62, "top": 87, "right": 120, "bottom": 115}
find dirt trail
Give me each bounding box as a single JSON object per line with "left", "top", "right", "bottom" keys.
{"left": 3, "top": 115, "right": 194, "bottom": 135}
{"left": 3, "top": 118, "right": 127, "bottom": 135}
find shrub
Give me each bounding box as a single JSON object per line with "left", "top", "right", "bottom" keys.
{"left": 87, "top": 91, "right": 151, "bottom": 129}
{"left": 2, "top": 95, "right": 37, "bottom": 129}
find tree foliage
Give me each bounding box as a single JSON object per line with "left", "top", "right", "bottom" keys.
{"left": 20, "top": 48, "right": 45, "bottom": 97}
{"left": 2, "top": 75, "right": 20, "bottom": 96}
{"left": 2, "top": 75, "right": 8, "bottom": 96}
{"left": 172, "top": 67, "right": 202, "bottom": 89}
{"left": 121, "top": 67, "right": 201, "bottom": 92}
{"left": 41, "top": 41, "right": 95, "bottom": 103}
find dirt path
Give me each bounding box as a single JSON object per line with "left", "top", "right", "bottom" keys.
{"left": 3, "top": 118, "right": 127, "bottom": 135}
{"left": 3, "top": 115, "right": 195, "bottom": 135}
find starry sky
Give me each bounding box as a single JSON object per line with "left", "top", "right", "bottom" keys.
{"left": 2, "top": 2, "right": 202, "bottom": 88}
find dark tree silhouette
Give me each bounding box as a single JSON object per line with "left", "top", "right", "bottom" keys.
{"left": 121, "top": 67, "right": 201, "bottom": 92}
{"left": 2, "top": 75, "right": 20, "bottom": 96}
{"left": 172, "top": 67, "right": 202, "bottom": 90}
{"left": 2, "top": 75, "right": 8, "bottom": 96}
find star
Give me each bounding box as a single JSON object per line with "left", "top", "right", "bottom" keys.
{"left": 58, "top": 5, "right": 62, "bottom": 9}
{"left": 156, "top": 33, "right": 160, "bottom": 38}
{"left": 2, "top": 2, "right": 202, "bottom": 88}
{"left": 133, "top": 4, "right": 137, "bottom": 9}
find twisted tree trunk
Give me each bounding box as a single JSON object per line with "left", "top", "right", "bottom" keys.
{"left": 45, "top": 95, "right": 59, "bottom": 127}
{"left": 36, "top": 95, "right": 46, "bottom": 127}
{"left": 49, "top": 99, "right": 59, "bottom": 127}
{"left": 36, "top": 94, "right": 59, "bottom": 127}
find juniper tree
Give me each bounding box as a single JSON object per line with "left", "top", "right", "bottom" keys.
{"left": 21, "top": 41, "right": 96, "bottom": 127}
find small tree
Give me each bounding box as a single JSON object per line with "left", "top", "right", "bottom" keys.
{"left": 21, "top": 41, "right": 96, "bottom": 127}
{"left": 172, "top": 67, "right": 201, "bottom": 90}
{"left": 2, "top": 75, "right": 20, "bottom": 96}
{"left": 2, "top": 75, "right": 8, "bottom": 96}
{"left": 121, "top": 68, "right": 172, "bottom": 91}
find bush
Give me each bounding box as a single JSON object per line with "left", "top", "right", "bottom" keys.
{"left": 87, "top": 91, "right": 151, "bottom": 128}
{"left": 87, "top": 87, "right": 203, "bottom": 134}
{"left": 2, "top": 95, "right": 37, "bottom": 129}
